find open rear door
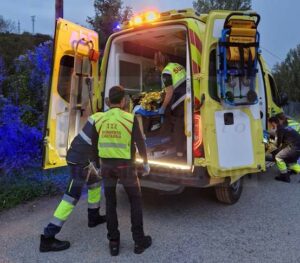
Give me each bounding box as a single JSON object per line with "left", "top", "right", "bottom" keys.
{"left": 43, "top": 19, "right": 99, "bottom": 169}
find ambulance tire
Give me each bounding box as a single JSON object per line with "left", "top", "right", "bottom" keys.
{"left": 214, "top": 178, "right": 243, "bottom": 205}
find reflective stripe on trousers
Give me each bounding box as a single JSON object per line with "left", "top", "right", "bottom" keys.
{"left": 50, "top": 194, "right": 78, "bottom": 227}
{"left": 288, "top": 163, "right": 300, "bottom": 173}
{"left": 88, "top": 182, "right": 101, "bottom": 209}
{"left": 275, "top": 157, "right": 288, "bottom": 174}
{"left": 49, "top": 165, "right": 102, "bottom": 227}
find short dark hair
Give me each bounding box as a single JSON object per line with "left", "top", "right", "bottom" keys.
{"left": 109, "top": 85, "right": 125, "bottom": 104}
{"left": 268, "top": 116, "right": 279, "bottom": 124}
{"left": 275, "top": 112, "right": 288, "bottom": 125}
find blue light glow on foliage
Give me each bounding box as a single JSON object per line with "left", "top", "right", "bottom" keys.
{"left": 0, "top": 98, "right": 42, "bottom": 174}
{"left": 0, "top": 40, "right": 53, "bottom": 174}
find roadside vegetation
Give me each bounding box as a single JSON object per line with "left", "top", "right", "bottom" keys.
{"left": 0, "top": 168, "right": 68, "bottom": 211}
{"left": 0, "top": 19, "right": 67, "bottom": 211}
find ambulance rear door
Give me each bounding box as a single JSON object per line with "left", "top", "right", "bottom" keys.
{"left": 43, "top": 18, "right": 100, "bottom": 169}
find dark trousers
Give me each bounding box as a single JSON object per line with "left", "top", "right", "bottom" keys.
{"left": 101, "top": 161, "right": 144, "bottom": 243}
{"left": 275, "top": 146, "right": 300, "bottom": 164}
{"left": 44, "top": 163, "right": 102, "bottom": 237}
{"left": 274, "top": 146, "right": 300, "bottom": 174}
{"left": 172, "top": 102, "right": 185, "bottom": 154}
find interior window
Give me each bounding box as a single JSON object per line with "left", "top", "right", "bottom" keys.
{"left": 57, "top": 55, "right": 74, "bottom": 103}
{"left": 208, "top": 49, "right": 220, "bottom": 101}
{"left": 268, "top": 75, "right": 281, "bottom": 107}
{"left": 120, "top": 60, "right": 141, "bottom": 94}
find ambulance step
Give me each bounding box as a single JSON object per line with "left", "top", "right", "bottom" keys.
{"left": 140, "top": 179, "right": 184, "bottom": 193}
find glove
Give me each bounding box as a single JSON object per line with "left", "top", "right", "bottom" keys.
{"left": 142, "top": 163, "right": 150, "bottom": 177}
{"left": 88, "top": 162, "right": 102, "bottom": 180}
{"left": 158, "top": 106, "right": 165, "bottom": 115}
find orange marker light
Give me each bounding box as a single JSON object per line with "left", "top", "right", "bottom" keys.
{"left": 133, "top": 16, "right": 143, "bottom": 25}
{"left": 145, "top": 11, "right": 158, "bottom": 22}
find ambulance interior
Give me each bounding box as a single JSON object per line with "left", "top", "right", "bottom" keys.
{"left": 104, "top": 25, "right": 191, "bottom": 165}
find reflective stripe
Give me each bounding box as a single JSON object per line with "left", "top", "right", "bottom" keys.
{"left": 99, "top": 143, "right": 127, "bottom": 149}
{"left": 275, "top": 157, "right": 287, "bottom": 173}
{"left": 62, "top": 194, "right": 78, "bottom": 206}
{"left": 82, "top": 121, "right": 96, "bottom": 137}
{"left": 287, "top": 119, "right": 300, "bottom": 133}
{"left": 50, "top": 217, "right": 65, "bottom": 227}
{"left": 88, "top": 202, "right": 101, "bottom": 209}
{"left": 88, "top": 187, "right": 101, "bottom": 204}
{"left": 288, "top": 163, "right": 300, "bottom": 173}
{"left": 88, "top": 117, "right": 95, "bottom": 125}
{"left": 53, "top": 200, "right": 75, "bottom": 221}
{"left": 68, "top": 180, "right": 74, "bottom": 194}
{"left": 79, "top": 130, "right": 92, "bottom": 145}
{"left": 87, "top": 182, "right": 101, "bottom": 189}
{"left": 171, "top": 94, "right": 186, "bottom": 110}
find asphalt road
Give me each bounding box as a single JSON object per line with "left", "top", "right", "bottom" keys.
{"left": 1, "top": 167, "right": 300, "bottom": 263}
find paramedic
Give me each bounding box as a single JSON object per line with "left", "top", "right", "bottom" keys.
{"left": 39, "top": 113, "right": 106, "bottom": 252}
{"left": 98, "top": 85, "right": 151, "bottom": 256}
{"left": 275, "top": 112, "right": 300, "bottom": 133}
{"left": 268, "top": 116, "right": 300, "bottom": 182}
{"left": 154, "top": 51, "right": 186, "bottom": 158}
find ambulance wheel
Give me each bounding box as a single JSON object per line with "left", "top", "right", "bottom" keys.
{"left": 214, "top": 178, "right": 243, "bottom": 205}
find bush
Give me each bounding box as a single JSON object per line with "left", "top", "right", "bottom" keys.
{"left": 0, "top": 98, "right": 42, "bottom": 174}
{"left": 0, "top": 167, "right": 69, "bottom": 211}
{"left": 0, "top": 38, "right": 69, "bottom": 211}
{"left": 3, "top": 40, "right": 52, "bottom": 126}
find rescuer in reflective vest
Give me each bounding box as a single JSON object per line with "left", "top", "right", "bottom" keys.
{"left": 154, "top": 51, "right": 187, "bottom": 158}
{"left": 40, "top": 113, "right": 106, "bottom": 252}
{"left": 275, "top": 112, "right": 300, "bottom": 134}
{"left": 98, "top": 85, "right": 151, "bottom": 256}
{"left": 287, "top": 119, "right": 300, "bottom": 133}
{"left": 268, "top": 116, "right": 300, "bottom": 182}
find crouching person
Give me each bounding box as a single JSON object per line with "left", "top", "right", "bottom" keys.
{"left": 268, "top": 116, "right": 300, "bottom": 182}
{"left": 40, "top": 112, "right": 106, "bottom": 252}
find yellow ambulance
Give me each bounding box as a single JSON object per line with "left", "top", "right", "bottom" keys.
{"left": 43, "top": 9, "right": 287, "bottom": 204}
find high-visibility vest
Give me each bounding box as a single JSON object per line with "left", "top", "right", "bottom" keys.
{"left": 288, "top": 119, "right": 300, "bottom": 134}
{"left": 162, "top": 63, "right": 186, "bottom": 89}
{"left": 95, "top": 108, "right": 134, "bottom": 159}
{"left": 162, "top": 63, "right": 186, "bottom": 110}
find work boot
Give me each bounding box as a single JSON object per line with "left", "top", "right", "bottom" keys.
{"left": 88, "top": 208, "right": 106, "bottom": 228}
{"left": 109, "top": 240, "right": 120, "bottom": 256}
{"left": 134, "top": 235, "right": 152, "bottom": 254}
{"left": 39, "top": 234, "right": 70, "bottom": 252}
{"left": 275, "top": 173, "right": 290, "bottom": 183}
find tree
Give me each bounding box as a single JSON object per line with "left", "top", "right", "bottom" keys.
{"left": 87, "top": 0, "right": 133, "bottom": 49}
{"left": 0, "top": 15, "right": 16, "bottom": 33}
{"left": 193, "top": 0, "right": 252, "bottom": 14}
{"left": 273, "top": 44, "right": 300, "bottom": 101}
